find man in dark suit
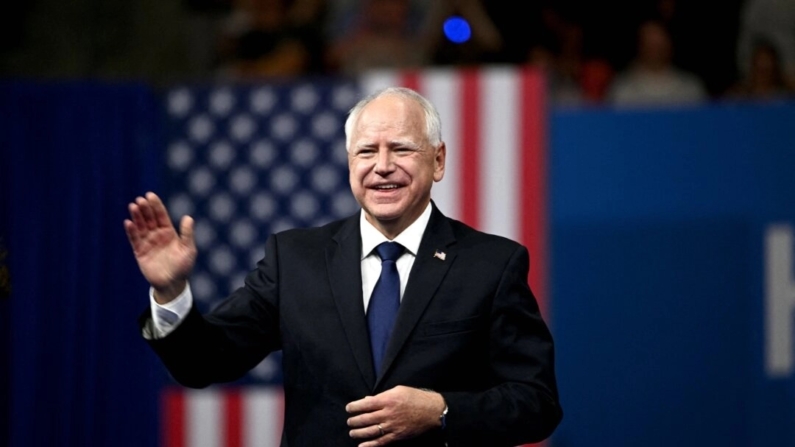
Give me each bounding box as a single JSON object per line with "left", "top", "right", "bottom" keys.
{"left": 125, "top": 87, "right": 562, "bottom": 446}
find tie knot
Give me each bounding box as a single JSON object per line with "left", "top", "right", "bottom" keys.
{"left": 376, "top": 242, "right": 404, "bottom": 263}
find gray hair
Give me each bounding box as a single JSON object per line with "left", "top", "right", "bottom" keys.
{"left": 344, "top": 87, "right": 442, "bottom": 151}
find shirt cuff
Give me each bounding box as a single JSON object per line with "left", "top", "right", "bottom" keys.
{"left": 149, "top": 282, "right": 192, "bottom": 338}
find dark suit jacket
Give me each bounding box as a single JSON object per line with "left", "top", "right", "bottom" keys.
{"left": 142, "top": 204, "right": 562, "bottom": 446}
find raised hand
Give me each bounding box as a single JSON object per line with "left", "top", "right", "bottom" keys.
{"left": 123, "top": 192, "right": 197, "bottom": 303}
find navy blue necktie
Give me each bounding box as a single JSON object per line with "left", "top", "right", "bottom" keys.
{"left": 367, "top": 242, "right": 404, "bottom": 376}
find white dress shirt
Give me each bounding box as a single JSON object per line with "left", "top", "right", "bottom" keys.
{"left": 149, "top": 202, "right": 433, "bottom": 338}
{"left": 359, "top": 202, "right": 431, "bottom": 312}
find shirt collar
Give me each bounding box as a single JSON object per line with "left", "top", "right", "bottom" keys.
{"left": 360, "top": 202, "right": 433, "bottom": 260}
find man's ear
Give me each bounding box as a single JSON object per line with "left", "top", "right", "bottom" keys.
{"left": 433, "top": 142, "right": 446, "bottom": 182}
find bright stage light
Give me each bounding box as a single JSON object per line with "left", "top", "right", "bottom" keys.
{"left": 443, "top": 16, "right": 471, "bottom": 44}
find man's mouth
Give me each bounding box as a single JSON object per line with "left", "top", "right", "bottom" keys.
{"left": 372, "top": 184, "right": 401, "bottom": 190}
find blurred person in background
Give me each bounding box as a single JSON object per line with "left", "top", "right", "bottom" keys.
{"left": 325, "top": 0, "right": 428, "bottom": 74}
{"left": 216, "top": 0, "right": 327, "bottom": 79}
{"left": 607, "top": 19, "right": 707, "bottom": 107}
{"left": 726, "top": 38, "right": 795, "bottom": 100}
{"left": 525, "top": 9, "right": 615, "bottom": 106}
{"left": 737, "top": 0, "right": 795, "bottom": 91}
{"left": 526, "top": 43, "right": 584, "bottom": 107}
{"left": 323, "top": 0, "right": 430, "bottom": 46}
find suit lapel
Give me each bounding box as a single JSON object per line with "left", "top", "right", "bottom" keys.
{"left": 376, "top": 205, "right": 457, "bottom": 387}
{"left": 326, "top": 215, "right": 376, "bottom": 388}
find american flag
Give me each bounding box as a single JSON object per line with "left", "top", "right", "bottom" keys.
{"left": 160, "top": 67, "right": 549, "bottom": 447}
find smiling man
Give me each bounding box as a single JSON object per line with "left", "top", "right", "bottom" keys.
{"left": 347, "top": 89, "right": 446, "bottom": 239}
{"left": 126, "top": 87, "right": 562, "bottom": 446}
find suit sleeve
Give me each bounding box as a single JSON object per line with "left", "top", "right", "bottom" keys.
{"left": 139, "top": 234, "right": 283, "bottom": 388}
{"left": 441, "top": 245, "right": 563, "bottom": 446}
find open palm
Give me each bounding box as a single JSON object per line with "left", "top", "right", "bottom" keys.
{"left": 124, "top": 192, "right": 197, "bottom": 301}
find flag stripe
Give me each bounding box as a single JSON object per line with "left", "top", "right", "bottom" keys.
{"left": 401, "top": 70, "right": 421, "bottom": 92}
{"left": 163, "top": 388, "right": 185, "bottom": 447}
{"left": 520, "top": 68, "right": 549, "bottom": 318}
{"left": 460, "top": 70, "right": 481, "bottom": 229}
{"left": 188, "top": 389, "right": 222, "bottom": 447}
{"left": 224, "top": 389, "right": 243, "bottom": 447}
{"left": 361, "top": 70, "right": 398, "bottom": 98}
{"left": 481, "top": 67, "right": 520, "bottom": 240}
{"left": 243, "top": 387, "right": 284, "bottom": 447}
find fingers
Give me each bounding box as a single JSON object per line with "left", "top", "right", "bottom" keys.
{"left": 346, "top": 395, "right": 372, "bottom": 414}
{"left": 123, "top": 219, "right": 139, "bottom": 248}
{"left": 128, "top": 200, "right": 146, "bottom": 234}
{"left": 127, "top": 192, "right": 175, "bottom": 233}
{"left": 128, "top": 193, "right": 158, "bottom": 233}
{"left": 348, "top": 423, "right": 390, "bottom": 445}
{"left": 347, "top": 409, "right": 387, "bottom": 429}
{"left": 179, "top": 215, "right": 196, "bottom": 250}
{"left": 126, "top": 199, "right": 150, "bottom": 253}
{"left": 347, "top": 386, "right": 440, "bottom": 444}
{"left": 347, "top": 396, "right": 393, "bottom": 443}
{"left": 147, "top": 191, "right": 172, "bottom": 229}
{"left": 136, "top": 195, "right": 159, "bottom": 231}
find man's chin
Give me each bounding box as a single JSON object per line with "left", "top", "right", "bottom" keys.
{"left": 367, "top": 210, "right": 403, "bottom": 224}
{"left": 364, "top": 205, "right": 406, "bottom": 225}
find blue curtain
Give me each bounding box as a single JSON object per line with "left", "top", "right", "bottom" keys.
{"left": 0, "top": 81, "right": 166, "bottom": 447}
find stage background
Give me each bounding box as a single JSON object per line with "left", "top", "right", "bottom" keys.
{"left": 0, "top": 81, "right": 165, "bottom": 447}
{"left": 1, "top": 72, "right": 794, "bottom": 447}
{"left": 548, "top": 102, "right": 795, "bottom": 447}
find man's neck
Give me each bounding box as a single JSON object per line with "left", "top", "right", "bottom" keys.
{"left": 365, "top": 203, "right": 432, "bottom": 240}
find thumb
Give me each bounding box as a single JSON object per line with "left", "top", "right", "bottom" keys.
{"left": 180, "top": 215, "right": 196, "bottom": 249}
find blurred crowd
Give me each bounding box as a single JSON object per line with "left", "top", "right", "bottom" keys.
{"left": 210, "top": 0, "right": 795, "bottom": 107}
{"left": 2, "top": 0, "right": 794, "bottom": 107}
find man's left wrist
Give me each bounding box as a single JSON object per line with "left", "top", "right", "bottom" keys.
{"left": 420, "top": 388, "right": 448, "bottom": 429}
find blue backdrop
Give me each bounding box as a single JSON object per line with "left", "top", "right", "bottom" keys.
{"left": 0, "top": 81, "right": 165, "bottom": 447}
{"left": 548, "top": 102, "right": 795, "bottom": 447}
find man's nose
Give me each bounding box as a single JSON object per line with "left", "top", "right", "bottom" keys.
{"left": 373, "top": 149, "right": 394, "bottom": 174}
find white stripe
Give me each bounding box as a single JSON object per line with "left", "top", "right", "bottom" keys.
{"left": 360, "top": 70, "right": 399, "bottom": 96}
{"left": 244, "top": 387, "right": 283, "bottom": 447}
{"left": 480, "top": 68, "right": 520, "bottom": 240}
{"left": 187, "top": 389, "right": 222, "bottom": 447}
{"left": 421, "top": 69, "right": 461, "bottom": 220}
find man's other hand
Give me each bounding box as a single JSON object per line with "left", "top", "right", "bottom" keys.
{"left": 346, "top": 386, "right": 446, "bottom": 446}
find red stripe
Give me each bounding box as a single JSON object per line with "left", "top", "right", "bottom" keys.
{"left": 162, "top": 387, "right": 185, "bottom": 447}
{"left": 400, "top": 71, "right": 421, "bottom": 92}
{"left": 520, "top": 67, "right": 549, "bottom": 319}
{"left": 520, "top": 67, "right": 550, "bottom": 447}
{"left": 460, "top": 70, "right": 481, "bottom": 228}
{"left": 224, "top": 388, "right": 244, "bottom": 447}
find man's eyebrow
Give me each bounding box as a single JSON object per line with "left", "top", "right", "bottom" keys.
{"left": 352, "top": 139, "right": 421, "bottom": 150}
{"left": 388, "top": 139, "right": 420, "bottom": 148}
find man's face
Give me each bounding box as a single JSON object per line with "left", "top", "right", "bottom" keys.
{"left": 348, "top": 94, "right": 445, "bottom": 238}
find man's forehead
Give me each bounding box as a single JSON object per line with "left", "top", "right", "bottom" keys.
{"left": 353, "top": 96, "right": 424, "bottom": 132}
{"left": 360, "top": 95, "right": 422, "bottom": 120}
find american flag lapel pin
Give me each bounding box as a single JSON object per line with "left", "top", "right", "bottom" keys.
{"left": 433, "top": 250, "right": 446, "bottom": 261}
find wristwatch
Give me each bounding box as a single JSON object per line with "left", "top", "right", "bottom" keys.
{"left": 439, "top": 404, "right": 448, "bottom": 430}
